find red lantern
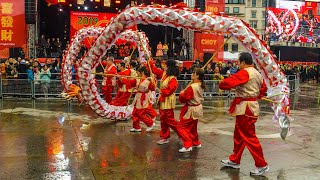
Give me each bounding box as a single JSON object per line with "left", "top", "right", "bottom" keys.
{"left": 45, "top": 0, "right": 59, "bottom": 6}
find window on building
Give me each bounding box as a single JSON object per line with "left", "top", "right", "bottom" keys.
{"left": 249, "top": 20, "right": 258, "bottom": 28}
{"left": 251, "top": 11, "right": 257, "bottom": 18}
{"left": 225, "top": 7, "right": 229, "bottom": 13}
{"left": 225, "top": 0, "right": 244, "bottom": 4}
{"left": 252, "top": 0, "right": 256, "bottom": 7}
{"left": 262, "top": 11, "right": 266, "bottom": 18}
{"left": 232, "top": 43, "right": 238, "bottom": 52}
{"left": 233, "top": 7, "right": 239, "bottom": 13}
{"left": 224, "top": 43, "right": 229, "bottom": 51}
{"left": 262, "top": 0, "right": 266, "bottom": 7}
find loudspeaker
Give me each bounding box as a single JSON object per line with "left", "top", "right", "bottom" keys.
{"left": 25, "top": 0, "right": 36, "bottom": 24}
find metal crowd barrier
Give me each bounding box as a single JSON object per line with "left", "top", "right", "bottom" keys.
{"left": 0, "top": 73, "right": 300, "bottom": 99}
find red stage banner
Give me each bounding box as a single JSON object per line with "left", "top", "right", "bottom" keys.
{"left": 70, "top": 11, "right": 116, "bottom": 40}
{"left": 0, "top": 0, "right": 26, "bottom": 56}
{"left": 205, "top": 0, "right": 225, "bottom": 14}
{"left": 193, "top": 0, "right": 225, "bottom": 62}
{"left": 193, "top": 32, "right": 224, "bottom": 62}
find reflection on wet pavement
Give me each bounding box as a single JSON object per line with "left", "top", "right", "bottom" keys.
{"left": 0, "top": 84, "right": 320, "bottom": 179}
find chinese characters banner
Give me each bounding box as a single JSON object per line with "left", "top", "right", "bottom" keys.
{"left": 0, "top": 0, "right": 26, "bottom": 50}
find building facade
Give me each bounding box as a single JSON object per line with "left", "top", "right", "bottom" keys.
{"left": 224, "top": 0, "right": 267, "bottom": 54}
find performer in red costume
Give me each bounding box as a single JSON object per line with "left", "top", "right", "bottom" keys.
{"left": 121, "top": 66, "right": 157, "bottom": 132}
{"left": 148, "top": 59, "right": 179, "bottom": 145}
{"left": 176, "top": 68, "right": 205, "bottom": 153}
{"left": 102, "top": 56, "right": 117, "bottom": 103}
{"left": 219, "top": 52, "right": 269, "bottom": 176}
{"left": 111, "top": 62, "right": 132, "bottom": 106}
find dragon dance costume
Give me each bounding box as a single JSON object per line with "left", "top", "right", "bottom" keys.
{"left": 219, "top": 66, "right": 268, "bottom": 168}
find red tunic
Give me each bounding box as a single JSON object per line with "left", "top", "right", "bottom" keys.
{"left": 219, "top": 70, "right": 268, "bottom": 94}
{"left": 219, "top": 69, "right": 266, "bottom": 96}
{"left": 111, "top": 69, "right": 131, "bottom": 106}
{"left": 219, "top": 69, "right": 249, "bottom": 89}
{"left": 219, "top": 68, "right": 267, "bottom": 114}
{"left": 179, "top": 86, "right": 194, "bottom": 120}
{"left": 123, "top": 78, "right": 155, "bottom": 108}
{"left": 102, "top": 64, "right": 117, "bottom": 103}
{"left": 123, "top": 78, "right": 157, "bottom": 129}
{"left": 179, "top": 86, "right": 193, "bottom": 103}
{"left": 104, "top": 64, "right": 117, "bottom": 85}
{"left": 176, "top": 85, "right": 202, "bottom": 148}
{"left": 116, "top": 69, "right": 131, "bottom": 89}
{"left": 148, "top": 61, "right": 178, "bottom": 106}
{"left": 219, "top": 68, "right": 268, "bottom": 168}
{"left": 147, "top": 61, "right": 179, "bottom": 140}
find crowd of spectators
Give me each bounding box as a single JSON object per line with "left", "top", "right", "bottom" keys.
{"left": 280, "top": 63, "right": 320, "bottom": 83}
{"left": 300, "top": 14, "right": 319, "bottom": 29}
{"left": 37, "top": 34, "right": 174, "bottom": 61}
{"left": 107, "top": 43, "right": 136, "bottom": 59}
{"left": 0, "top": 57, "right": 61, "bottom": 98}
{"left": 1, "top": 55, "right": 315, "bottom": 98}
{"left": 178, "top": 60, "right": 239, "bottom": 81}
{"left": 37, "top": 33, "right": 140, "bottom": 60}
{"left": 266, "top": 12, "right": 320, "bottom": 44}
{"left": 2, "top": 56, "right": 314, "bottom": 83}
{"left": 38, "top": 35, "right": 67, "bottom": 58}
{"left": 266, "top": 32, "right": 320, "bottom": 44}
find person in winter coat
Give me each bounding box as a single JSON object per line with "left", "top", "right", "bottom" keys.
{"left": 40, "top": 65, "right": 51, "bottom": 98}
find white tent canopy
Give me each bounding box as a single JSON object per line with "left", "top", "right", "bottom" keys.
{"left": 223, "top": 51, "right": 240, "bottom": 60}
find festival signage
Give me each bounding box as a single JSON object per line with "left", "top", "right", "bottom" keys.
{"left": 0, "top": 0, "right": 26, "bottom": 50}
{"left": 193, "top": 0, "right": 225, "bottom": 62}
{"left": 70, "top": 11, "right": 116, "bottom": 40}
{"left": 193, "top": 32, "right": 224, "bottom": 62}
{"left": 205, "top": 0, "right": 225, "bottom": 13}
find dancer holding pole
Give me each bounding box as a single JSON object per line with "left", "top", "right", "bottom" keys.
{"left": 175, "top": 35, "right": 231, "bottom": 152}
{"left": 120, "top": 66, "right": 157, "bottom": 132}
{"left": 176, "top": 68, "right": 206, "bottom": 152}
{"left": 110, "top": 62, "right": 132, "bottom": 106}
{"left": 110, "top": 48, "right": 136, "bottom": 107}
{"left": 148, "top": 59, "right": 180, "bottom": 144}
{"left": 101, "top": 56, "right": 117, "bottom": 103}
{"left": 219, "top": 52, "right": 269, "bottom": 176}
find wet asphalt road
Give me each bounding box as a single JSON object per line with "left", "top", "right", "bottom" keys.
{"left": 0, "top": 84, "right": 320, "bottom": 179}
